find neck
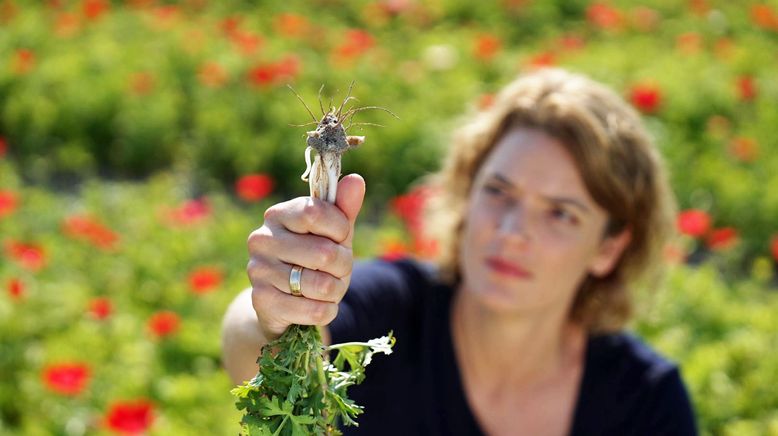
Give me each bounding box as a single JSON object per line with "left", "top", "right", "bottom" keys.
{"left": 451, "top": 287, "right": 585, "bottom": 389}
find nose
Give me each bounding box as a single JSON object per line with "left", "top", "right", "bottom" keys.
{"left": 497, "top": 206, "right": 531, "bottom": 243}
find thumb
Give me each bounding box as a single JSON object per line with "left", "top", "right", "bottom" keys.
{"left": 335, "top": 173, "right": 365, "bottom": 248}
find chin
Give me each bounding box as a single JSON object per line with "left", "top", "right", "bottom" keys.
{"left": 460, "top": 278, "right": 528, "bottom": 313}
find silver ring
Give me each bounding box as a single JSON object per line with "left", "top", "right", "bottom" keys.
{"left": 289, "top": 265, "right": 304, "bottom": 297}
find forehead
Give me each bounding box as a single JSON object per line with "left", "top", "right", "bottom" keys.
{"left": 477, "top": 127, "right": 595, "bottom": 203}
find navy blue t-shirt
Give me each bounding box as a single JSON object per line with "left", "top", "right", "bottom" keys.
{"left": 329, "top": 258, "right": 698, "bottom": 435}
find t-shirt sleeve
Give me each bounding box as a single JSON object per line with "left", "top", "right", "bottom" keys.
{"left": 640, "top": 367, "right": 698, "bottom": 436}
{"left": 328, "top": 258, "right": 431, "bottom": 346}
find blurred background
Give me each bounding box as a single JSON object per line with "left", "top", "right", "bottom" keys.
{"left": 1, "top": 0, "right": 777, "bottom": 434}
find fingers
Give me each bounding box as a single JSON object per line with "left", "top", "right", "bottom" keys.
{"left": 247, "top": 228, "right": 353, "bottom": 279}
{"left": 247, "top": 258, "right": 347, "bottom": 303}
{"left": 251, "top": 284, "right": 339, "bottom": 336}
{"left": 263, "top": 196, "right": 351, "bottom": 244}
{"left": 334, "top": 174, "right": 366, "bottom": 249}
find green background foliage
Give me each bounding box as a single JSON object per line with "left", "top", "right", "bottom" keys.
{"left": 1, "top": 0, "right": 777, "bottom": 434}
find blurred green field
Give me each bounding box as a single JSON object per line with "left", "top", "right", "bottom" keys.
{"left": 2, "top": 0, "right": 778, "bottom": 434}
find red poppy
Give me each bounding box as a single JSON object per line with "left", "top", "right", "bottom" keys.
{"left": 676, "top": 32, "right": 702, "bottom": 54}
{"left": 247, "top": 63, "right": 277, "bottom": 87}
{"left": 13, "top": 49, "right": 35, "bottom": 75}
{"left": 478, "top": 93, "right": 495, "bottom": 110}
{"left": 274, "top": 55, "right": 301, "bottom": 80}
{"left": 630, "top": 6, "right": 660, "bottom": 32}
{"left": 54, "top": 12, "right": 81, "bottom": 37}
{"left": 771, "top": 235, "right": 778, "bottom": 262}
{"left": 391, "top": 185, "right": 433, "bottom": 236}
{"left": 0, "top": 190, "right": 18, "bottom": 218}
{"left": 335, "top": 29, "right": 375, "bottom": 60}
{"left": 586, "top": 3, "right": 624, "bottom": 31}
{"left": 231, "top": 30, "right": 264, "bottom": 56}
{"left": 4, "top": 241, "right": 46, "bottom": 271}
{"left": 89, "top": 297, "right": 113, "bottom": 320}
{"left": 736, "top": 75, "right": 757, "bottom": 101}
{"left": 188, "top": 267, "right": 223, "bottom": 294}
{"left": 129, "top": 72, "right": 155, "bottom": 96}
{"left": 105, "top": 400, "right": 154, "bottom": 434}
{"left": 689, "top": 0, "right": 710, "bottom": 16}
{"left": 148, "top": 311, "right": 180, "bottom": 338}
{"left": 751, "top": 4, "right": 778, "bottom": 31}
{"left": 629, "top": 83, "right": 662, "bottom": 114}
{"left": 197, "top": 62, "right": 227, "bottom": 88}
{"left": 705, "top": 227, "right": 738, "bottom": 251}
{"left": 42, "top": 363, "right": 91, "bottom": 396}
{"left": 235, "top": 174, "right": 274, "bottom": 202}
{"left": 82, "top": 0, "right": 109, "bottom": 21}
{"left": 7, "top": 278, "right": 24, "bottom": 300}
{"left": 676, "top": 209, "right": 711, "bottom": 237}
{"left": 0, "top": 137, "right": 7, "bottom": 157}
{"left": 412, "top": 237, "right": 439, "bottom": 259}
{"left": 165, "top": 198, "right": 211, "bottom": 226}
{"left": 558, "top": 34, "right": 586, "bottom": 51}
{"left": 379, "top": 239, "right": 409, "bottom": 262}
{"left": 473, "top": 34, "right": 501, "bottom": 61}
{"left": 728, "top": 137, "right": 759, "bottom": 163}
{"left": 714, "top": 37, "right": 735, "bottom": 60}
{"left": 274, "top": 13, "right": 309, "bottom": 38}
{"left": 528, "top": 52, "right": 556, "bottom": 68}
{"left": 63, "top": 215, "right": 119, "bottom": 250}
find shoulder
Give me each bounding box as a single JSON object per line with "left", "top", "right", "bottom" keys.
{"left": 577, "top": 332, "right": 698, "bottom": 435}
{"left": 351, "top": 257, "right": 438, "bottom": 291}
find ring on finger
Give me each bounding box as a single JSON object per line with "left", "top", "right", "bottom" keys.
{"left": 289, "top": 265, "right": 304, "bottom": 297}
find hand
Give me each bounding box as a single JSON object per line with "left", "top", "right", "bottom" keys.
{"left": 247, "top": 174, "right": 366, "bottom": 340}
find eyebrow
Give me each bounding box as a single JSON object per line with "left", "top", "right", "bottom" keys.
{"left": 487, "top": 173, "right": 592, "bottom": 214}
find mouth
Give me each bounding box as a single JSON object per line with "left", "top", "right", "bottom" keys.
{"left": 485, "top": 256, "right": 532, "bottom": 279}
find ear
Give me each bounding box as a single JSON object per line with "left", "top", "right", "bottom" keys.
{"left": 588, "top": 228, "right": 632, "bottom": 278}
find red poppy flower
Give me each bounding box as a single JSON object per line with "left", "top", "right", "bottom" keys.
{"left": 412, "top": 237, "right": 439, "bottom": 259}
{"left": 247, "top": 63, "right": 277, "bottom": 87}
{"left": 677, "top": 209, "right": 711, "bottom": 237}
{"left": 751, "top": 4, "right": 778, "bottom": 31}
{"left": 105, "top": 400, "right": 154, "bottom": 434}
{"left": 4, "top": 241, "right": 46, "bottom": 271}
{"left": 676, "top": 32, "right": 702, "bottom": 54}
{"left": 188, "top": 267, "right": 223, "bottom": 294}
{"left": 165, "top": 198, "right": 211, "bottom": 226}
{"left": 235, "top": 174, "right": 274, "bottom": 202}
{"left": 736, "top": 75, "right": 757, "bottom": 101}
{"left": 478, "top": 93, "right": 495, "bottom": 110}
{"left": 558, "top": 34, "right": 586, "bottom": 51}
{"left": 689, "top": 0, "right": 710, "bottom": 16}
{"left": 0, "top": 137, "right": 7, "bottom": 157}
{"left": 0, "top": 190, "right": 18, "bottom": 218}
{"left": 63, "top": 215, "right": 120, "bottom": 250}
{"left": 630, "top": 6, "right": 660, "bottom": 32}
{"left": 391, "top": 185, "right": 433, "bottom": 236}
{"left": 54, "top": 12, "right": 81, "bottom": 37}
{"left": 728, "top": 137, "right": 759, "bottom": 163}
{"left": 198, "top": 62, "right": 227, "bottom": 88}
{"left": 82, "top": 0, "right": 109, "bottom": 21}
{"left": 771, "top": 235, "right": 778, "bottom": 262}
{"left": 13, "top": 49, "right": 35, "bottom": 75}
{"left": 273, "top": 55, "right": 301, "bottom": 80}
{"left": 148, "top": 311, "right": 180, "bottom": 338}
{"left": 7, "top": 278, "right": 24, "bottom": 300}
{"left": 379, "top": 239, "right": 409, "bottom": 262}
{"left": 335, "top": 29, "right": 375, "bottom": 60}
{"left": 220, "top": 16, "right": 241, "bottom": 37}
{"left": 629, "top": 83, "right": 662, "bottom": 114}
{"left": 473, "top": 34, "right": 501, "bottom": 61}
{"left": 528, "top": 52, "right": 556, "bottom": 68}
{"left": 586, "top": 3, "right": 624, "bottom": 30}
{"left": 706, "top": 227, "right": 739, "bottom": 251}
{"left": 231, "top": 30, "right": 264, "bottom": 56}
{"left": 42, "top": 363, "right": 91, "bottom": 396}
{"left": 129, "top": 72, "right": 155, "bottom": 96}
{"left": 274, "top": 13, "right": 309, "bottom": 38}
{"left": 89, "top": 297, "right": 113, "bottom": 320}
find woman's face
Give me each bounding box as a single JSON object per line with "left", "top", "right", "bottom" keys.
{"left": 458, "top": 127, "right": 631, "bottom": 316}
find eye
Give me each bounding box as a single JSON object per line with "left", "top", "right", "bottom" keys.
{"left": 550, "top": 208, "right": 578, "bottom": 225}
{"left": 483, "top": 184, "right": 505, "bottom": 196}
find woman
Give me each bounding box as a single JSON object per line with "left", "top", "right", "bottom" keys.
{"left": 221, "top": 68, "right": 698, "bottom": 435}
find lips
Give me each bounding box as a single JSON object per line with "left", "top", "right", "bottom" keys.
{"left": 485, "top": 256, "right": 532, "bottom": 279}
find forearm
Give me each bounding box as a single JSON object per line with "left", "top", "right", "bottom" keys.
{"left": 220, "top": 288, "right": 266, "bottom": 385}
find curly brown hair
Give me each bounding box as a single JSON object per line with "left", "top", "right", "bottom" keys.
{"left": 423, "top": 68, "right": 678, "bottom": 333}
